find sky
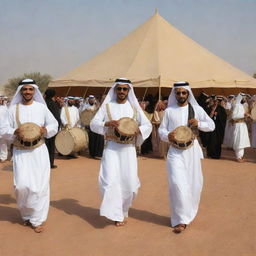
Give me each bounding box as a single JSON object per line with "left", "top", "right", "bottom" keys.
{"left": 0, "top": 0, "right": 256, "bottom": 88}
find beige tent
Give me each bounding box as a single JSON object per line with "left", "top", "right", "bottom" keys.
{"left": 49, "top": 11, "right": 256, "bottom": 97}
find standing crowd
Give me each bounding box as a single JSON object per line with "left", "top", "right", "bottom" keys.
{"left": 0, "top": 78, "right": 255, "bottom": 234}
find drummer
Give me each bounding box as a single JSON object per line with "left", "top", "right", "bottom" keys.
{"left": 158, "top": 81, "right": 215, "bottom": 233}
{"left": 90, "top": 78, "right": 152, "bottom": 227}
{"left": 0, "top": 79, "right": 58, "bottom": 233}
{"left": 60, "top": 96, "right": 80, "bottom": 128}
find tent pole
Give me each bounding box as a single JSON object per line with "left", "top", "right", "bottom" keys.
{"left": 142, "top": 87, "right": 148, "bottom": 101}
{"left": 66, "top": 87, "right": 71, "bottom": 97}
{"left": 83, "top": 87, "right": 88, "bottom": 98}
{"left": 158, "top": 86, "right": 161, "bottom": 101}
{"left": 103, "top": 87, "right": 108, "bottom": 95}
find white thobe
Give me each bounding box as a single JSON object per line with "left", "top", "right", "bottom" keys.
{"left": 231, "top": 104, "right": 250, "bottom": 157}
{"left": 1, "top": 101, "right": 58, "bottom": 227}
{"left": 158, "top": 104, "right": 215, "bottom": 227}
{"left": 90, "top": 100, "right": 152, "bottom": 222}
{"left": 0, "top": 105, "right": 8, "bottom": 161}
{"left": 60, "top": 105, "right": 80, "bottom": 128}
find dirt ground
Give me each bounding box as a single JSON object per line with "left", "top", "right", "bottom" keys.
{"left": 0, "top": 148, "right": 255, "bottom": 256}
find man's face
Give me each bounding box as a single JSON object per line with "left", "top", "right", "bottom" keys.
{"left": 115, "top": 84, "right": 129, "bottom": 101}
{"left": 21, "top": 85, "right": 35, "bottom": 102}
{"left": 68, "top": 99, "right": 75, "bottom": 106}
{"left": 175, "top": 88, "right": 189, "bottom": 105}
{"left": 88, "top": 98, "right": 95, "bottom": 105}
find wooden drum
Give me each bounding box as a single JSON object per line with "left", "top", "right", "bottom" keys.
{"left": 55, "top": 127, "right": 88, "bottom": 155}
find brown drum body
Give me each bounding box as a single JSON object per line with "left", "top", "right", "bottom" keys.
{"left": 55, "top": 128, "right": 88, "bottom": 155}
{"left": 113, "top": 117, "right": 138, "bottom": 144}
{"left": 170, "top": 126, "right": 195, "bottom": 150}
{"left": 14, "top": 122, "right": 43, "bottom": 149}
{"left": 80, "top": 109, "right": 96, "bottom": 126}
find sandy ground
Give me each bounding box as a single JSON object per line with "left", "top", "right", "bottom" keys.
{"left": 0, "top": 148, "right": 256, "bottom": 256}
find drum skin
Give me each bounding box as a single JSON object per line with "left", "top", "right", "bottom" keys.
{"left": 116, "top": 117, "right": 138, "bottom": 136}
{"left": 55, "top": 128, "right": 88, "bottom": 155}
{"left": 19, "top": 122, "right": 41, "bottom": 142}
{"left": 80, "top": 109, "right": 96, "bottom": 126}
{"left": 170, "top": 126, "right": 195, "bottom": 150}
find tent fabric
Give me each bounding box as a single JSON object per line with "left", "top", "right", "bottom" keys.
{"left": 49, "top": 12, "right": 256, "bottom": 90}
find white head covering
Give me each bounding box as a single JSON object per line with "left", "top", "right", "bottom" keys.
{"left": 235, "top": 93, "right": 243, "bottom": 105}
{"left": 10, "top": 78, "right": 46, "bottom": 106}
{"left": 101, "top": 78, "right": 141, "bottom": 110}
{"left": 167, "top": 81, "right": 199, "bottom": 107}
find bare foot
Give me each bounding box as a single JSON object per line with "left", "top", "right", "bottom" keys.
{"left": 32, "top": 225, "right": 44, "bottom": 233}
{"left": 237, "top": 158, "right": 245, "bottom": 163}
{"left": 114, "top": 220, "right": 127, "bottom": 227}
{"left": 173, "top": 224, "right": 187, "bottom": 234}
{"left": 23, "top": 220, "right": 31, "bottom": 226}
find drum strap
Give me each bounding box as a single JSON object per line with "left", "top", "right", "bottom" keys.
{"left": 64, "top": 106, "right": 71, "bottom": 126}
{"left": 15, "top": 104, "right": 22, "bottom": 127}
{"left": 106, "top": 103, "right": 137, "bottom": 121}
{"left": 188, "top": 103, "right": 195, "bottom": 127}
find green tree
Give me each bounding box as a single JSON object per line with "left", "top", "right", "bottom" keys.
{"left": 4, "top": 72, "right": 52, "bottom": 96}
{"left": 253, "top": 73, "right": 256, "bottom": 79}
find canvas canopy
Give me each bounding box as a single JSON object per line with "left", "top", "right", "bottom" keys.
{"left": 49, "top": 11, "right": 256, "bottom": 97}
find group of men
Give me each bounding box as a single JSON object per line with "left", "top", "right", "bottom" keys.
{"left": 198, "top": 92, "right": 255, "bottom": 162}
{"left": 5, "top": 76, "right": 256, "bottom": 234}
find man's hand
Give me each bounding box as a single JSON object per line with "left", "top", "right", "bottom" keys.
{"left": 40, "top": 126, "right": 47, "bottom": 136}
{"left": 134, "top": 128, "right": 141, "bottom": 136}
{"left": 14, "top": 128, "right": 23, "bottom": 140}
{"left": 105, "top": 120, "right": 119, "bottom": 128}
{"left": 168, "top": 131, "right": 175, "bottom": 142}
{"left": 188, "top": 118, "right": 198, "bottom": 128}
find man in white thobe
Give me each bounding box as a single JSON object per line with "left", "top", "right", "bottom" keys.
{"left": 230, "top": 93, "right": 250, "bottom": 162}
{"left": 0, "top": 79, "right": 58, "bottom": 233}
{"left": 0, "top": 96, "right": 9, "bottom": 162}
{"left": 60, "top": 96, "right": 80, "bottom": 128}
{"left": 158, "top": 81, "right": 215, "bottom": 233}
{"left": 90, "top": 78, "right": 152, "bottom": 226}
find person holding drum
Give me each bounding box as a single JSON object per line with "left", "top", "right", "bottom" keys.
{"left": 158, "top": 81, "right": 215, "bottom": 234}
{"left": 230, "top": 93, "right": 251, "bottom": 162}
{"left": 90, "top": 78, "right": 152, "bottom": 227}
{"left": 0, "top": 79, "right": 58, "bottom": 233}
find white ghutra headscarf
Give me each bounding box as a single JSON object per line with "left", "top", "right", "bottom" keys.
{"left": 101, "top": 78, "right": 142, "bottom": 111}
{"left": 167, "top": 81, "right": 199, "bottom": 107}
{"left": 10, "top": 79, "right": 46, "bottom": 106}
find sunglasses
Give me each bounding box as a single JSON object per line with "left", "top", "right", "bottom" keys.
{"left": 176, "top": 91, "right": 188, "bottom": 96}
{"left": 116, "top": 87, "right": 129, "bottom": 92}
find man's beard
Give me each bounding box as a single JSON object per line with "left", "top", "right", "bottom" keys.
{"left": 117, "top": 94, "right": 128, "bottom": 101}
{"left": 177, "top": 97, "right": 188, "bottom": 104}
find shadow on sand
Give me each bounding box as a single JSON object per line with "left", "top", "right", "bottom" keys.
{"left": 51, "top": 198, "right": 170, "bottom": 228}
{"left": 0, "top": 194, "right": 20, "bottom": 224}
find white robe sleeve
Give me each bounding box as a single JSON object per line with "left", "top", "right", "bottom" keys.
{"left": 136, "top": 109, "right": 152, "bottom": 146}
{"left": 44, "top": 107, "right": 58, "bottom": 139}
{"left": 90, "top": 105, "right": 107, "bottom": 135}
{"left": 196, "top": 106, "right": 215, "bottom": 132}
{"left": 60, "top": 107, "right": 67, "bottom": 126}
{"left": 158, "top": 110, "right": 170, "bottom": 143}
{"left": 0, "top": 107, "right": 16, "bottom": 140}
